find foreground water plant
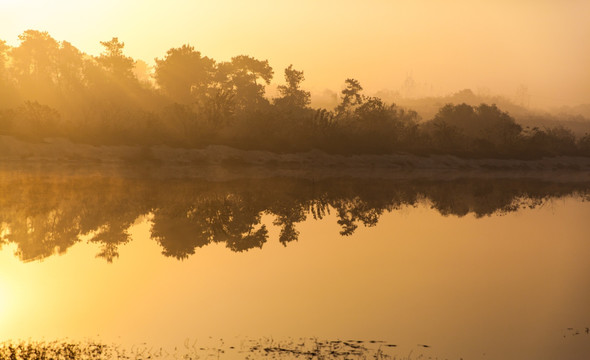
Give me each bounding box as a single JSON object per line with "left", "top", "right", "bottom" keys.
{"left": 0, "top": 338, "right": 441, "bottom": 360}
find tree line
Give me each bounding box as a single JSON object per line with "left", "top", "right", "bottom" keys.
{"left": 1, "top": 30, "right": 589, "bottom": 158}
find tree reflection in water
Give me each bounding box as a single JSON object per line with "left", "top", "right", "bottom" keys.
{"left": 0, "top": 172, "right": 588, "bottom": 262}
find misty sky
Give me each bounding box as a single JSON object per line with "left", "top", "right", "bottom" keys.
{"left": 1, "top": 0, "right": 589, "bottom": 107}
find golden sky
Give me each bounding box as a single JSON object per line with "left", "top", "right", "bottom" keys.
{"left": 1, "top": 0, "right": 589, "bottom": 107}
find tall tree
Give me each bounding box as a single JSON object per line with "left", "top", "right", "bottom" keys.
{"left": 56, "top": 41, "right": 85, "bottom": 93}
{"left": 273, "top": 64, "right": 311, "bottom": 109}
{"left": 97, "top": 37, "right": 135, "bottom": 80}
{"left": 336, "top": 78, "right": 364, "bottom": 114}
{"left": 154, "top": 44, "right": 215, "bottom": 103}
{"left": 11, "top": 30, "right": 60, "bottom": 81}
{"left": 215, "top": 55, "right": 273, "bottom": 110}
{"left": 0, "top": 39, "right": 16, "bottom": 106}
{"left": 9, "top": 30, "right": 63, "bottom": 105}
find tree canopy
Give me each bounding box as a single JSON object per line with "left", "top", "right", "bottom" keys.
{"left": 0, "top": 30, "right": 588, "bottom": 159}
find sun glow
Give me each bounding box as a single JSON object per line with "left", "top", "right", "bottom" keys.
{"left": 0, "top": 236, "right": 16, "bottom": 326}
{"left": 0, "top": 278, "right": 10, "bottom": 323}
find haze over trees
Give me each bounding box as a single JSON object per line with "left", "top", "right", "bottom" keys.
{"left": 0, "top": 30, "right": 589, "bottom": 158}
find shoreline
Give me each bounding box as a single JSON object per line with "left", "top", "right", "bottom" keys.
{"left": 1, "top": 136, "right": 590, "bottom": 181}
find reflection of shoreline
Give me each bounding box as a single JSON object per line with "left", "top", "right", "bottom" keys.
{"left": 1, "top": 161, "right": 590, "bottom": 184}
{"left": 0, "top": 168, "right": 588, "bottom": 263}
{"left": 2, "top": 136, "right": 590, "bottom": 174}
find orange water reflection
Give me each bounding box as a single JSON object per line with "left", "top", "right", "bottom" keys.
{"left": 0, "top": 173, "right": 589, "bottom": 360}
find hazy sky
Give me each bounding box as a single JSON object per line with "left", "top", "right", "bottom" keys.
{"left": 1, "top": 0, "right": 589, "bottom": 107}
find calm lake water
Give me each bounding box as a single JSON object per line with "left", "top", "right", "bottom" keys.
{"left": 1, "top": 168, "right": 589, "bottom": 359}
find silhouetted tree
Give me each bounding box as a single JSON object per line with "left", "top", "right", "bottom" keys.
{"left": 11, "top": 30, "right": 59, "bottom": 81}
{"left": 10, "top": 30, "right": 61, "bottom": 105}
{"left": 353, "top": 97, "right": 420, "bottom": 152}
{"left": 97, "top": 37, "right": 135, "bottom": 80}
{"left": 522, "top": 125, "right": 577, "bottom": 156}
{"left": 215, "top": 55, "right": 273, "bottom": 111}
{"left": 424, "top": 103, "right": 522, "bottom": 155}
{"left": 0, "top": 39, "right": 17, "bottom": 107}
{"left": 0, "top": 30, "right": 588, "bottom": 158}
{"left": 273, "top": 64, "right": 311, "bottom": 109}
{"left": 154, "top": 45, "right": 215, "bottom": 104}
{"left": 55, "top": 41, "right": 86, "bottom": 95}
{"left": 336, "top": 78, "right": 364, "bottom": 114}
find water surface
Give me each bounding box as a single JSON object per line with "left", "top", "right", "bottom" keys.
{"left": 1, "top": 169, "right": 589, "bottom": 359}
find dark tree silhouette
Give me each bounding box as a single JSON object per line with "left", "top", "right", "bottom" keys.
{"left": 97, "top": 37, "right": 135, "bottom": 80}
{"left": 0, "top": 30, "right": 588, "bottom": 158}
{"left": 0, "top": 39, "right": 18, "bottom": 107}
{"left": 273, "top": 64, "right": 311, "bottom": 109}
{"left": 422, "top": 103, "right": 523, "bottom": 156}
{"left": 154, "top": 44, "right": 215, "bottom": 104}
{"left": 336, "top": 78, "right": 364, "bottom": 114}
{"left": 216, "top": 55, "right": 273, "bottom": 111}
{"left": 11, "top": 30, "right": 59, "bottom": 81}
{"left": 56, "top": 41, "right": 85, "bottom": 94}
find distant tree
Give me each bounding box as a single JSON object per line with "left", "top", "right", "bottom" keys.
{"left": 56, "top": 41, "right": 85, "bottom": 93}
{"left": 10, "top": 30, "right": 61, "bottom": 105}
{"left": 476, "top": 103, "right": 522, "bottom": 146}
{"left": 0, "top": 39, "right": 17, "bottom": 106}
{"left": 154, "top": 45, "right": 215, "bottom": 103}
{"left": 97, "top": 37, "right": 135, "bottom": 80}
{"left": 524, "top": 125, "right": 577, "bottom": 156}
{"left": 88, "top": 37, "right": 161, "bottom": 112}
{"left": 429, "top": 103, "right": 522, "bottom": 152}
{"left": 336, "top": 78, "right": 364, "bottom": 114}
{"left": 428, "top": 119, "right": 467, "bottom": 153}
{"left": 3, "top": 32, "right": 88, "bottom": 109}
{"left": 348, "top": 96, "right": 420, "bottom": 152}
{"left": 354, "top": 96, "right": 388, "bottom": 122}
{"left": 11, "top": 30, "right": 60, "bottom": 81}
{"left": 215, "top": 55, "right": 273, "bottom": 110}
{"left": 273, "top": 64, "right": 311, "bottom": 109}
{"left": 451, "top": 89, "right": 478, "bottom": 103}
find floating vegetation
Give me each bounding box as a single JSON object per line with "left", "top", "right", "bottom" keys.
{"left": 563, "top": 327, "right": 590, "bottom": 338}
{"left": 0, "top": 338, "right": 440, "bottom": 360}
{"left": 0, "top": 340, "right": 107, "bottom": 360}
